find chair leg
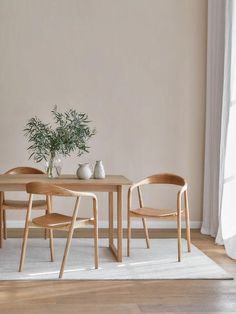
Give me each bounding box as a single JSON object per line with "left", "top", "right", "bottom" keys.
{"left": 94, "top": 220, "right": 99, "bottom": 269}
{"left": 19, "top": 224, "right": 30, "bottom": 272}
{"left": 177, "top": 213, "right": 181, "bottom": 262}
{"left": 184, "top": 191, "right": 191, "bottom": 252}
{"left": 44, "top": 209, "right": 49, "bottom": 240}
{"left": 142, "top": 218, "right": 150, "bottom": 249}
{"left": 59, "top": 227, "right": 74, "bottom": 279}
{"left": 93, "top": 198, "right": 99, "bottom": 269}
{"left": 46, "top": 195, "right": 54, "bottom": 259}
{"left": 44, "top": 229, "right": 48, "bottom": 240}
{"left": 3, "top": 210, "right": 7, "bottom": 240}
{"left": 44, "top": 202, "right": 49, "bottom": 240}
{"left": 127, "top": 211, "right": 131, "bottom": 257}
{"left": 49, "top": 229, "right": 54, "bottom": 262}
{"left": 44, "top": 211, "right": 48, "bottom": 240}
{"left": 0, "top": 207, "right": 3, "bottom": 248}
{"left": 19, "top": 194, "right": 33, "bottom": 272}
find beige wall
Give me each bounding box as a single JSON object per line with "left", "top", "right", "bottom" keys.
{"left": 0, "top": 0, "right": 207, "bottom": 227}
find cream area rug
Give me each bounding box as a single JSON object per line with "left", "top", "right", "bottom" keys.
{"left": 0, "top": 238, "right": 232, "bottom": 280}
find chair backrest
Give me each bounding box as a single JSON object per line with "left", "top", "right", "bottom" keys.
{"left": 137, "top": 173, "right": 186, "bottom": 187}
{"left": 2, "top": 167, "right": 45, "bottom": 201}
{"left": 26, "top": 182, "right": 97, "bottom": 220}
{"left": 129, "top": 173, "right": 187, "bottom": 210}
{"left": 26, "top": 181, "right": 96, "bottom": 199}
{"left": 5, "top": 167, "right": 44, "bottom": 175}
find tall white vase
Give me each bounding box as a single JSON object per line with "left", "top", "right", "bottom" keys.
{"left": 94, "top": 160, "right": 105, "bottom": 179}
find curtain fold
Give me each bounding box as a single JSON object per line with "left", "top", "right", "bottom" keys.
{"left": 216, "top": 0, "right": 232, "bottom": 245}
{"left": 202, "top": 0, "right": 236, "bottom": 260}
{"left": 218, "top": 0, "right": 236, "bottom": 259}
{"left": 201, "top": 0, "right": 225, "bottom": 238}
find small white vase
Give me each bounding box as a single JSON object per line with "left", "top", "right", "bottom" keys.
{"left": 76, "top": 163, "right": 92, "bottom": 180}
{"left": 94, "top": 160, "right": 105, "bottom": 179}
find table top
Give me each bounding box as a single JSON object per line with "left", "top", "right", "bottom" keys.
{"left": 0, "top": 174, "right": 132, "bottom": 191}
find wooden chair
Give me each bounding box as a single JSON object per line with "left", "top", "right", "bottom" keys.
{"left": 0, "top": 167, "right": 48, "bottom": 248}
{"left": 19, "top": 182, "right": 99, "bottom": 279}
{"left": 127, "top": 173, "right": 191, "bottom": 262}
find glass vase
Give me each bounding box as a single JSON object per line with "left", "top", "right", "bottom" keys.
{"left": 45, "top": 154, "right": 62, "bottom": 178}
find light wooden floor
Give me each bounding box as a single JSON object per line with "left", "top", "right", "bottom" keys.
{"left": 0, "top": 230, "right": 236, "bottom": 313}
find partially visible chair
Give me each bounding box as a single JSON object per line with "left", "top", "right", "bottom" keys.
{"left": 19, "top": 182, "right": 99, "bottom": 279}
{"left": 127, "top": 173, "right": 191, "bottom": 262}
{"left": 0, "top": 167, "right": 48, "bottom": 248}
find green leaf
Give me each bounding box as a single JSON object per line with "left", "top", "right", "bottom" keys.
{"left": 24, "top": 107, "right": 96, "bottom": 161}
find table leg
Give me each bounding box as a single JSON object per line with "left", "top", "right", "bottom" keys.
{"left": 117, "top": 186, "right": 123, "bottom": 262}
{"left": 0, "top": 192, "right": 3, "bottom": 248}
{"left": 108, "top": 192, "right": 113, "bottom": 246}
{"left": 108, "top": 186, "right": 123, "bottom": 262}
{"left": 3, "top": 210, "right": 7, "bottom": 239}
{"left": 48, "top": 195, "right": 54, "bottom": 262}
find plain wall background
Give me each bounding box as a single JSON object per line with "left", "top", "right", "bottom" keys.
{"left": 0, "top": 0, "right": 207, "bottom": 227}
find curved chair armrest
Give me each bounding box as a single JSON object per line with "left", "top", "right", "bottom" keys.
{"left": 128, "top": 183, "right": 141, "bottom": 210}
{"left": 72, "top": 191, "right": 98, "bottom": 201}
{"left": 26, "top": 182, "right": 98, "bottom": 201}
{"left": 177, "top": 183, "right": 188, "bottom": 212}
{"left": 178, "top": 183, "right": 188, "bottom": 196}
{"left": 129, "top": 177, "right": 188, "bottom": 211}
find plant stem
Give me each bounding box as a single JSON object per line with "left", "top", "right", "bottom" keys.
{"left": 47, "top": 152, "right": 55, "bottom": 178}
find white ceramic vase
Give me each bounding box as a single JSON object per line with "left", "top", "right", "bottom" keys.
{"left": 94, "top": 160, "right": 105, "bottom": 179}
{"left": 76, "top": 163, "right": 92, "bottom": 180}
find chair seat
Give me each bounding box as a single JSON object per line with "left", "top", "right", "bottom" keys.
{"left": 2, "top": 199, "right": 46, "bottom": 209}
{"left": 130, "top": 207, "right": 184, "bottom": 218}
{"left": 32, "top": 213, "right": 94, "bottom": 228}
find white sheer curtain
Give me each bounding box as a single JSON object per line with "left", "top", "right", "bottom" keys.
{"left": 201, "top": 0, "right": 225, "bottom": 238}
{"left": 202, "top": 0, "right": 236, "bottom": 259}
{"left": 217, "top": 0, "right": 236, "bottom": 259}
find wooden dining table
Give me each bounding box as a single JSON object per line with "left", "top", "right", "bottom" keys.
{"left": 0, "top": 174, "right": 132, "bottom": 262}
